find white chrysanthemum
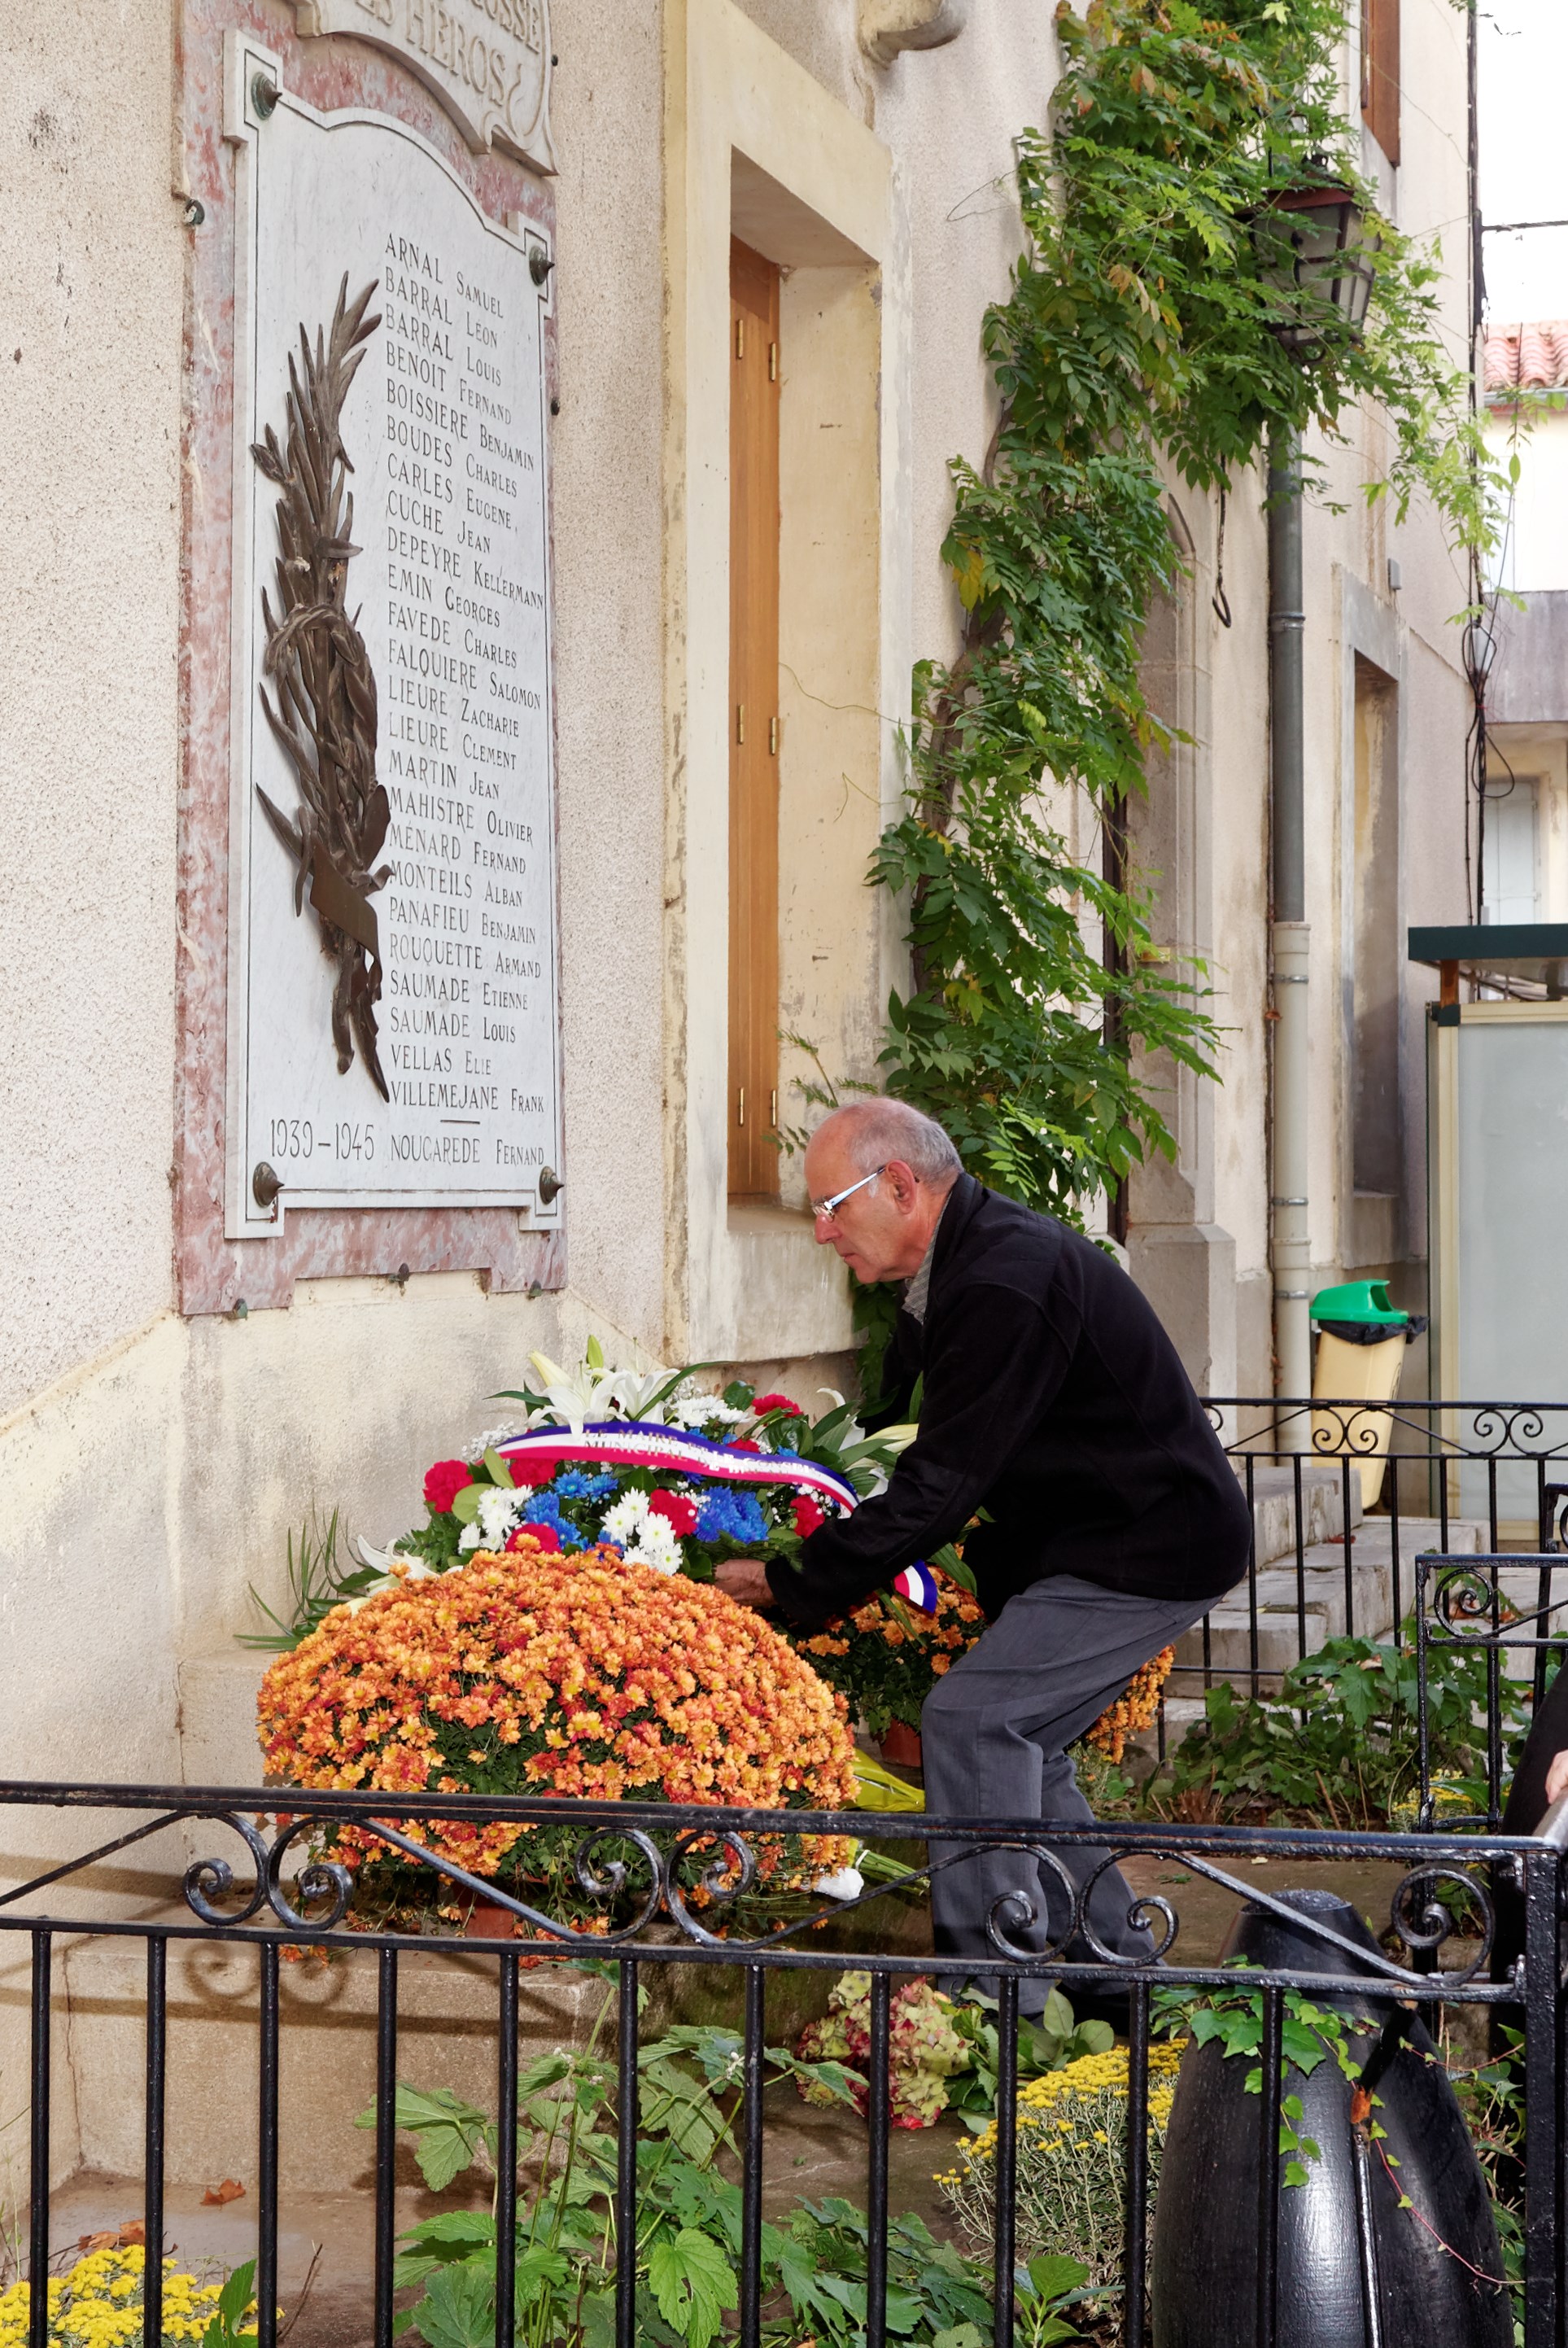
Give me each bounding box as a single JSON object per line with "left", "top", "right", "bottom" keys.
{"left": 599, "top": 1491, "right": 683, "bottom": 1575}
{"left": 460, "top": 1486, "right": 527, "bottom": 1554}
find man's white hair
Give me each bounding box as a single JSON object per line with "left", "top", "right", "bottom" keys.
{"left": 815, "top": 1098, "right": 962, "bottom": 1186}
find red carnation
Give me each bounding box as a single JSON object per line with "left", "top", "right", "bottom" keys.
{"left": 504, "top": 1454, "right": 560, "bottom": 1486}
{"left": 423, "top": 1459, "right": 474, "bottom": 1514}
{"left": 754, "top": 1393, "right": 803, "bottom": 1418}
{"left": 649, "top": 1489, "right": 700, "bottom": 1537}
{"left": 793, "top": 1495, "right": 826, "bottom": 1539}
{"left": 507, "top": 1522, "right": 560, "bottom": 1554}
{"left": 729, "top": 1440, "right": 762, "bottom": 1454}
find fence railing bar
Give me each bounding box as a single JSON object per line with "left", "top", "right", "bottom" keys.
{"left": 28, "top": 1928, "right": 50, "bottom": 2348}
{"left": 373, "top": 1946, "right": 399, "bottom": 2348}
{"left": 1389, "top": 1453, "right": 1402, "bottom": 1637}
{"left": 143, "top": 1935, "right": 167, "bottom": 2348}
{"left": 1350, "top": 2105, "right": 1385, "bottom": 2348}
{"left": 1439, "top": 1440, "right": 1452, "bottom": 1550}
{"left": 1488, "top": 1571, "right": 1505, "bottom": 1831}
{"left": 0, "top": 1811, "right": 192, "bottom": 1914}
{"left": 1256, "top": 1983, "right": 1282, "bottom": 2348}
{"left": 1292, "top": 1454, "right": 1307, "bottom": 1670}
{"left": 991, "top": 1975, "right": 1018, "bottom": 2348}
{"left": 1522, "top": 1848, "right": 1561, "bottom": 2344}
{"left": 614, "top": 1958, "right": 639, "bottom": 2348}
{"left": 740, "top": 1964, "right": 765, "bottom": 2348}
{"left": 495, "top": 1951, "right": 519, "bottom": 2348}
{"left": 1245, "top": 1454, "right": 1260, "bottom": 1685}
{"left": 866, "top": 1969, "right": 891, "bottom": 2348}
{"left": 1341, "top": 1457, "right": 1355, "bottom": 1642}
{"left": 257, "top": 1942, "right": 280, "bottom": 2348}
{"left": 1123, "top": 1976, "right": 1150, "bottom": 2348}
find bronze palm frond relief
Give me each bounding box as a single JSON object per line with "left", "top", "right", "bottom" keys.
{"left": 251, "top": 273, "right": 392, "bottom": 1101}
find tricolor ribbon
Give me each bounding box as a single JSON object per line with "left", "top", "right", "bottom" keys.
{"left": 892, "top": 1561, "right": 941, "bottom": 1612}
{"left": 496, "top": 1421, "right": 859, "bottom": 1513}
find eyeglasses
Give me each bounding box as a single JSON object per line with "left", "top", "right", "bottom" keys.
{"left": 809, "top": 1165, "right": 888, "bottom": 1222}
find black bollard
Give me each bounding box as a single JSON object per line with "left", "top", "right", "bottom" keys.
{"left": 1151, "top": 1888, "right": 1510, "bottom": 2348}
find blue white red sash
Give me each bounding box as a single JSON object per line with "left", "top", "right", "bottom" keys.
{"left": 496, "top": 1421, "right": 859, "bottom": 1512}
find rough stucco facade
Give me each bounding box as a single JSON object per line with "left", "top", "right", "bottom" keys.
{"left": 0, "top": 0, "right": 1470, "bottom": 1816}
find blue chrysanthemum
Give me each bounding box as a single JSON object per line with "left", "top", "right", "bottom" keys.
{"left": 554, "top": 1467, "right": 619, "bottom": 1500}
{"left": 522, "top": 1492, "right": 585, "bottom": 1550}
{"left": 694, "top": 1488, "right": 768, "bottom": 1545}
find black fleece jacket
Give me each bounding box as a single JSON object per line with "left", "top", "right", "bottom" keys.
{"left": 765, "top": 1174, "right": 1251, "bottom": 1630}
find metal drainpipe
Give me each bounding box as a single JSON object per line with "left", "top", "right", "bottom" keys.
{"left": 1269, "top": 430, "right": 1313, "bottom": 1406}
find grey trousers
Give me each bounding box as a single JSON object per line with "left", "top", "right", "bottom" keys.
{"left": 919, "top": 1572, "right": 1212, "bottom": 2010}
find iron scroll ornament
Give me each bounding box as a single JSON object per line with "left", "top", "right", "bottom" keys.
{"left": 175, "top": 1811, "right": 1498, "bottom": 1990}
{"left": 251, "top": 275, "right": 392, "bottom": 1100}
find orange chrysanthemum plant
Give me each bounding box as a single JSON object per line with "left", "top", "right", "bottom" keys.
{"left": 256, "top": 1538, "right": 858, "bottom": 1932}
{"left": 1081, "top": 1646, "right": 1176, "bottom": 1764}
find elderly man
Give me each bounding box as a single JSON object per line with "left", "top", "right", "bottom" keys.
{"left": 715, "top": 1097, "right": 1251, "bottom": 2009}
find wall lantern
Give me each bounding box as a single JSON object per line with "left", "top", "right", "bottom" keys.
{"left": 1253, "top": 177, "right": 1381, "bottom": 356}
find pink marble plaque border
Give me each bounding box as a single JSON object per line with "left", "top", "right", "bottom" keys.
{"left": 174, "top": 0, "right": 563, "bottom": 1315}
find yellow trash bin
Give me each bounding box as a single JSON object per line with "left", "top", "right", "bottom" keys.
{"left": 1309, "top": 1280, "right": 1421, "bottom": 1511}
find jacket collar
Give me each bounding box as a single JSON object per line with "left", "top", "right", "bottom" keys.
{"left": 924, "top": 1170, "right": 982, "bottom": 1304}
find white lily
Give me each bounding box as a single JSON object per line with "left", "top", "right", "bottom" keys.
{"left": 524, "top": 1350, "right": 681, "bottom": 1434}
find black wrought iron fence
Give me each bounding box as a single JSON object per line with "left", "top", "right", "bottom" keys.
{"left": 1177, "top": 1398, "right": 1568, "bottom": 1713}
{"left": 0, "top": 1781, "right": 1561, "bottom": 2348}
{"left": 1415, "top": 1550, "right": 1568, "bottom": 1832}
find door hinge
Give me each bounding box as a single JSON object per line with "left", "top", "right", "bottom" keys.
{"left": 735, "top": 317, "right": 745, "bottom": 361}
{"left": 770, "top": 1088, "right": 777, "bottom": 1126}
{"left": 737, "top": 1087, "right": 745, "bottom": 1128}
{"left": 736, "top": 703, "right": 746, "bottom": 746}
{"left": 768, "top": 340, "right": 778, "bottom": 382}
{"left": 768, "top": 715, "right": 779, "bottom": 755}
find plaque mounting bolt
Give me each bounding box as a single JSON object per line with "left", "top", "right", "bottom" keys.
{"left": 251, "top": 71, "right": 280, "bottom": 120}
{"left": 181, "top": 195, "right": 206, "bottom": 229}
{"left": 252, "top": 1161, "right": 285, "bottom": 1217}
{"left": 529, "top": 247, "right": 554, "bottom": 287}
{"left": 537, "top": 1165, "right": 564, "bottom": 1205}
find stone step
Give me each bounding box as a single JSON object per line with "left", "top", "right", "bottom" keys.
{"left": 1241, "top": 1462, "right": 1362, "bottom": 1568}
{"left": 1170, "top": 1519, "right": 1485, "bottom": 1692}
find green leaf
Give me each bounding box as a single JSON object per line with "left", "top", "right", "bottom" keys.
{"left": 359, "top": 2083, "right": 492, "bottom": 2191}
{"left": 409, "top": 2262, "right": 495, "bottom": 2348}
{"left": 646, "top": 2228, "right": 737, "bottom": 2348}
{"left": 400, "top": 2213, "right": 496, "bottom": 2254}
{"left": 513, "top": 2245, "right": 570, "bottom": 2311}
{"left": 216, "top": 2261, "right": 256, "bottom": 2328}
{"left": 1025, "top": 2252, "right": 1091, "bottom": 2302}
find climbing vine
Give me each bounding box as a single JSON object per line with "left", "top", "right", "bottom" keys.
{"left": 869, "top": 0, "right": 1500, "bottom": 1243}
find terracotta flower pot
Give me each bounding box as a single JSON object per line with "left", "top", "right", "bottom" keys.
{"left": 464, "top": 1900, "right": 518, "bottom": 1939}
{"left": 879, "top": 1722, "right": 923, "bottom": 1768}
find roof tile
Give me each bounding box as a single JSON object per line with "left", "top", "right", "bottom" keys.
{"left": 1485, "top": 319, "right": 1568, "bottom": 397}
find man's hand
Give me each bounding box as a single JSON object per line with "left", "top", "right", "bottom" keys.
{"left": 714, "top": 1559, "right": 775, "bottom": 1611}
{"left": 1547, "top": 1748, "right": 1568, "bottom": 1809}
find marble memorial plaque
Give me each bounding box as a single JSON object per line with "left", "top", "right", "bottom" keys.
{"left": 225, "top": 34, "right": 559, "bottom": 1235}
{"left": 286, "top": 0, "right": 555, "bottom": 175}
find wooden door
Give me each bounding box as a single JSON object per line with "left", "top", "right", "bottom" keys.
{"left": 728, "top": 238, "right": 781, "bottom": 1199}
{"left": 1361, "top": 0, "right": 1400, "bottom": 164}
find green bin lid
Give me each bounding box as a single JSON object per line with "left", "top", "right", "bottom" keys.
{"left": 1310, "top": 1279, "right": 1409, "bottom": 1328}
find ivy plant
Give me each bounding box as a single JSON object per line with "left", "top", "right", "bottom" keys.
{"left": 868, "top": 0, "right": 1503, "bottom": 1274}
